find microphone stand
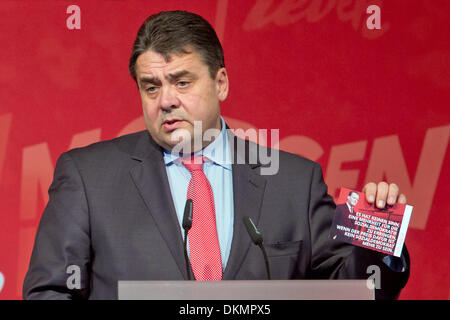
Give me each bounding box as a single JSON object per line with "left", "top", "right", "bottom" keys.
{"left": 243, "top": 216, "right": 272, "bottom": 280}
{"left": 182, "top": 199, "right": 193, "bottom": 280}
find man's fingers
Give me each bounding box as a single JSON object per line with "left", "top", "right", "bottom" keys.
{"left": 375, "top": 181, "right": 389, "bottom": 208}
{"left": 387, "top": 183, "right": 399, "bottom": 205}
{"left": 398, "top": 193, "right": 407, "bottom": 204}
{"left": 363, "top": 182, "right": 407, "bottom": 206}
{"left": 363, "top": 182, "right": 377, "bottom": 203}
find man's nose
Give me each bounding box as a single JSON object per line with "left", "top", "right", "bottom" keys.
{"left": 159, "top": 86, "right": 180, "bottom": 111}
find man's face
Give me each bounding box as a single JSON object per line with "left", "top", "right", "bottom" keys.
{"left": 347, "top": 192, "right": 359, "bottom": 207}
{"left": 135, "top": 48, "right": 228, "bottom": 152}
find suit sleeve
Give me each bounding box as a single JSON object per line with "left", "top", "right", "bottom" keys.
{"left": 307, "top": 162, "right": 410, "bottom": 300}
{"left": 23, "top": 152, "right": 91, "bottom": 300}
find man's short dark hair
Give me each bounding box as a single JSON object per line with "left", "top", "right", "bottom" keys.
{"left": 348, "top": 190, "right": 359, "bottom": 197}
{"left": 129, "top": 10, "right": 225, "bottom": 81}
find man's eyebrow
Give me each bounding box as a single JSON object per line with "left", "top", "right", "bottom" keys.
{"left": 167, "top": 70, "right": 197, "bottom": 81}
{"left": 138, "top": 76, "right": 162, "bottom": 87}
{"left": 138, "top": 70, "right": 197, "bottom": 87}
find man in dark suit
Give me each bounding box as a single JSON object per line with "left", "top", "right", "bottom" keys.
{"left": 23, "top": 11, "right": 409, "bottom": 300}
{"left": 339, "top": 190, "right": 360, "bottom": 221}
{"left": 331, "top": 190, "right": 360, "bottom": 242}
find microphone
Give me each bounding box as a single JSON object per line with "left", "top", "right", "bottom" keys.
{"left": 243, "top": 217, "right": 271, "bottom": 280}
{"left": 182, "top": 199, "right": 193, "bottom": 280}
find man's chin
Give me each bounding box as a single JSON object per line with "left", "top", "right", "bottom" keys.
{"left": 162, "top": 129, "right": 193, "bottom": 153}
{"left": 165, "top": 138, "right": 193, "bottom": 154}
{"left": 154, "top": 126, "right": 204, "bottom": 154}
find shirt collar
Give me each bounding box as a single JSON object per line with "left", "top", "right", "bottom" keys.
{"left": 163, "top": 116, "right": 232, "bottom": 170}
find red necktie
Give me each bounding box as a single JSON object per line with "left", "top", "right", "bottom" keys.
{"left": 182, "top": 156, "right": 222, "bottom": 281}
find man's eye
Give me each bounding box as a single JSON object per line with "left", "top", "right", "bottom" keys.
{"left": 144, "top": 86, "right": 158, "bottom": 93}
{"left": 145, "top": 87, "right": 158, "bottom": 93}
{"left": 177, "top": 81, "right": 189, "bottom": 88}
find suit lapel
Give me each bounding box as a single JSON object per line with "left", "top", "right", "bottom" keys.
{"left": 128, "top": 132, "right": 188, "bottom": 279}
{"left": 223, "top": 134, "right": 267, "bottom": 279}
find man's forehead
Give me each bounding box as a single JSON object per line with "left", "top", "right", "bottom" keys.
{"left": 136, "top": 48, "right": 201, "bottom": 74}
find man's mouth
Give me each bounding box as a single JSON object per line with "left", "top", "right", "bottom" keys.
{"left": 163, "top": 119, "right": 183, "bottom": 131}
{"left": 164, "top": 119, "right": 181, "bottom": 125}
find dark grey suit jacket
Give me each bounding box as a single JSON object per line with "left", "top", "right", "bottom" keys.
{"left": 23, "top": 130, "right": 409, "bottom": 299}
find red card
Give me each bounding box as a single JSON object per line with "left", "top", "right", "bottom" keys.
{"left": 330, "top": 188, "right": 413, "bottom": 257}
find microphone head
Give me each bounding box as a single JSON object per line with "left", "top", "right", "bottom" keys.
{"left": 243, "top": 216, "right": 263, "bottom": 246}
{"left": 182, "top": 199, "right": 193, "bottom": 230}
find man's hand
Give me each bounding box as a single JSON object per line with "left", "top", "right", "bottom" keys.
{"left": 363, "top": 182, "right": 407, "bottom": 208}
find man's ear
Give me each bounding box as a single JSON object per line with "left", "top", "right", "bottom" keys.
{"left": 215, "top": 67, "right": 229, "bottom": 102}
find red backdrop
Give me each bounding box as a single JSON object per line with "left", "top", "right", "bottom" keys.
{"left": 0, "top": 0, "right": 449, "bottom": 299}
